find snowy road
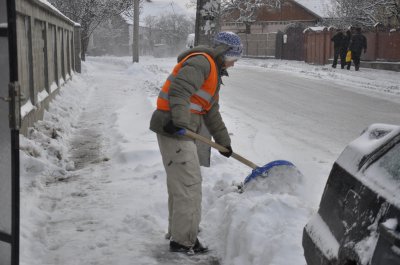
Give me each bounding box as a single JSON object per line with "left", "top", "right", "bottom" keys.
{"left": 221, "top": 64, "right": 400, "bottom": 204}
{"left": 226, "top": 65, "right": 400, "bottom": 151}
{"left": 20, "top": 56, "right": 400, "bottom": 265}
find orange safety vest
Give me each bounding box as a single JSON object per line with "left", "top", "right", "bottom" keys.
{"left": 157, "top": 52, "right": 219, "bottom": 115}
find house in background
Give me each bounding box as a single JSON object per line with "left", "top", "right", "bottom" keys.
{"left": 220, "top": 0, "right": 332, "bottom": 59}
{"left": 221, "top": 0, "right": 331, "bottom": 34}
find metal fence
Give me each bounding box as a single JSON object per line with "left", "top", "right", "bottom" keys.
{"left": 238, "top": 33, "right": 277, "bottom": 58}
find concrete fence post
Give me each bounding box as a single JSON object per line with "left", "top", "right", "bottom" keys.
{"left": 374, "top": 28, "right": 379, "bottom": 61}
{"left": 74, "top": 25, "right": 81, "bottom": 73}
{"left": 44, "top": 21, "right": 50, "bottom": 92}
{"left": 28, "top": 16, "right": 36, "bottom": 105}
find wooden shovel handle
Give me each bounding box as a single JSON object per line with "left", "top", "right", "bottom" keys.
{"left": 184, "top": 129, "right": 259, "bottom": 170}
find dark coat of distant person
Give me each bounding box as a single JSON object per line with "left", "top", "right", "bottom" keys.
{"left": 349, "top": 30, "right": 367, "bottom": 54}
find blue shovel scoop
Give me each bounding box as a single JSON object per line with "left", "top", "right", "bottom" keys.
{"left": 184, "top": 130, "right": 295, "bottom": 187}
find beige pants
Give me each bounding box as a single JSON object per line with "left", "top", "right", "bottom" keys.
{"left": 157, "top": 134, "right": 202, "bottom": 247}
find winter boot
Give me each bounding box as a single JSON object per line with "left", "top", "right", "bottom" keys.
{"left": 170, "top": 238, "right": 208, "bottom": 255}
{"left": 169, "top": 241, "right": 192, "bottom": 253}
{"left": 193, "top": 238, "right": 208, "bottom": 253}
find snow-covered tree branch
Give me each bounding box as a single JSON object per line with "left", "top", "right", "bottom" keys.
{"left": 151, "top": 14, "right": 195, "bottom": 46}
{"left": 49, "top": 0, "right": 132, "bottom": 60}
{"left": 328, "top": 0, "right": 400, "bottom": 28}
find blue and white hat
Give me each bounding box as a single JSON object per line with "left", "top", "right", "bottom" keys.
{"left": 214, "top": 31, "right": 243, "bottom": 61}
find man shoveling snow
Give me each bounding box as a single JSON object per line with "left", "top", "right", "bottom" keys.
{"left": 149, "top": 31, "right": 242, "bottom": 255}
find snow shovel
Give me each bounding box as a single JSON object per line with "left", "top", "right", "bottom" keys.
{"left": 184, "top": 129, "right": 296, "bottom": 187}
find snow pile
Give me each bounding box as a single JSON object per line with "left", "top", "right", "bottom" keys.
{"left": 244, "top": 163, "right": 303, "bottom": 195}
{"left": 203, "top": 187, "right": 310, "bottom": 265}
{"left": 20, "top": 73, "right": 87, "bottom": 175}
{"left": 21, "top": 100, "right": 36, "bottom": 119}
{"left": 20, "top": 73, "right": 89, "bottom": 262}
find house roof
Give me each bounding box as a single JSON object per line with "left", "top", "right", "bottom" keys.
{"left": 293, "top": 0, "right": 332, "bottom": 18}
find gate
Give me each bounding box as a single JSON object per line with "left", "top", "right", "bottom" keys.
{"left": 275, "top": 31, "right": 283, "bottom": 59}
{"left": 282, "top": 23, "right": 306, "bottom": 61}
{"left": 0, "top": 0, "right": 20, "bottom": 264}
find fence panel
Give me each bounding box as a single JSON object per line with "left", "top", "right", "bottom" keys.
{"left": 238, "top": 33, "right": 277, "bottom": 58}
{"left": 363, "top": 32, "right": 376, "bottom": 61}
{"left": 33, "top": 19, "right": 46, "bottom": 99}
{"left": 17, "top": 15, "right": 32, "bottom": 107}
{"left": 15, "top": 0, "right": 80, "bottom": 135}
{"left": 302, "top": 27, "right": 400, "bottom": 65}
{"left": 377, "top": 31, "right": 400, "bottom": 61}
{"left": 317, "top": 32, "right": 325, "bottom": 65}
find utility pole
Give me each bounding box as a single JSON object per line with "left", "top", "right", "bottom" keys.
{"left": 194, "top": 0, "right": 221, "bottom": 167}
{"left": 194, "top": 0, "right": 220, "bottom": 46}
{"left": 132, "top": 0, "right": 139, "bottom": 63}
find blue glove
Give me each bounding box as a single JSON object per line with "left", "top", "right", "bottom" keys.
{"left": 163, "top": 120, "right": 186, "bottom": 136}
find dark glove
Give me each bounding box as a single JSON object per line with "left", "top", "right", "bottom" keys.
{"left": 163, "top": 120, "right": 186, "bottom": 136}
{"left": 219, "top": 146, "right": 233, "bottom": 158}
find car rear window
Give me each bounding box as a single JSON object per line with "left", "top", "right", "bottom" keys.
{"left": 378, "top": 142, "right": 400, "bottom": 180}
{"left": 362, "top": 142, "right": 400, "bottom": 206}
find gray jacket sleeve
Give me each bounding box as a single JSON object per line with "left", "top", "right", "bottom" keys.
{"left": 203, "top": 101, "right": 231, "bottom": 147}
{"left": 169, "top": 56, "right": 210, "bottom": 128}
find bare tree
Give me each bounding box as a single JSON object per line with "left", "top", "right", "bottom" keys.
{"left": 93, "top": 15, "right": 130, "bottom": 55}
{"left": 220, "top": 0, "right": 282, "bottom": 33}
{"left": 154, "top": 14, "right": 195, "bottom": 49}
{"left": 49, "top": 0, "right": 132, "bottom": 60}
{"left": 328, "top": 0, "right": 400, "bottom": 28}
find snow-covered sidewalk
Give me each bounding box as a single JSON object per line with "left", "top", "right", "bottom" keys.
{"left": 20, "top": 57, "right": 174, "bottom": 264}
{"left": 19, "top": 56, "right": 400, "bottom": 265}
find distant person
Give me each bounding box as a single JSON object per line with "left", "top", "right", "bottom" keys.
{"left": 331, "top": 29, "right": 344, "bottom": 68}
{"left": 348, "top": 27, "right": 367, "bottom": 71}
{"left": 341, "top": 30, "right": 352, "bottom": 69}
{"left": 149, "top": 32, "right": 242, "bottom": 255}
